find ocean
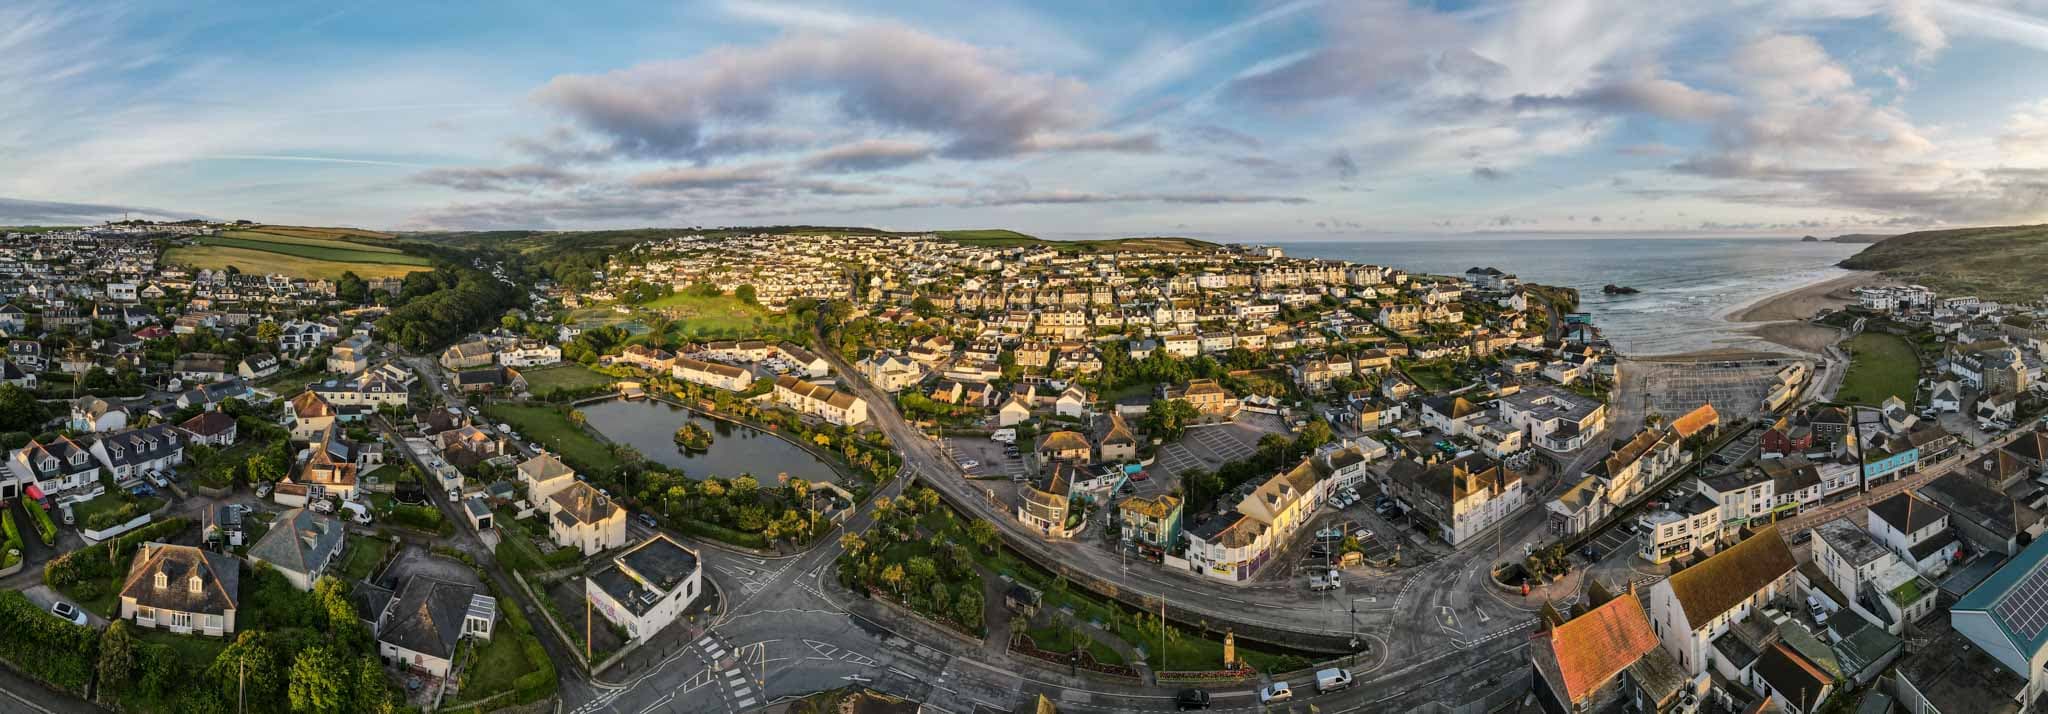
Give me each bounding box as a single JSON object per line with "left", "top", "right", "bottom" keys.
{"left": 1273, "top": 237, "right": 1866, "bottom": 356}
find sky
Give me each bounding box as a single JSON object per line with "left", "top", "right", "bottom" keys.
{"left": 9, "top": 0, "right": 2048, "bottom": 239}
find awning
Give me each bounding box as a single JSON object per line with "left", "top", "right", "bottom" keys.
{"left": 24, "top": 484, "right": 44, "bottom": 501}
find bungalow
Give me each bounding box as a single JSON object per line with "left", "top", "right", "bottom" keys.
{"left": 371, "top": 576, "right": 495, "bottom": 677}
{"left": 178, "top": 411, "right": 238, "bottom": 447}
{"left": 119, "top": 543, "right": 239, "bottom": 637}
{"left": 237, "top": 353, "right": 280, "bottom": 380}
{"left": 172, "top": 352, "right": 230, "bottom": 382}
{"left": 89, "top": 424, "right": 184, "bottom": 480}
{"left": 176, "top": 378, "right": 253, "bottom": 412}
{"left": 245, "top": 508, "right": 345, "bottom": 591}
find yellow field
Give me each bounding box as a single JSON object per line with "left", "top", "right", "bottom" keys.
{"left": 219, "top": 229, "right": 405, "bottom": 253}
{"left": 250, "top": 224, "right": 394, "bottom": 240}
{"left": 164, "top": 245, "right": 428, "bottom": 281}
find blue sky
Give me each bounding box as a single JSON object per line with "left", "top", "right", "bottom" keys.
{"left": 8, "top": 0, "right": 2048, "bottom": 238}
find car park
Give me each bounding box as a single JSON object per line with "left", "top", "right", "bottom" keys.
{"left": 1258, "top": 683, "right": 1292, "bottom": 704}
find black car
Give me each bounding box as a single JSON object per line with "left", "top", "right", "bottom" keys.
{"left": 1308, "top": 544, "right": 1332, "bottom": 559}
{"left": 1175, "top": 689, "right": 1211, "bottom": 711}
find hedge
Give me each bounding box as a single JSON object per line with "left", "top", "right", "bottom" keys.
{"left": 497, "top": 586, "right": 557, "bottom": 704}
{"left": 44, "top": 517, "right": 193, "bottom": 591}
{"left": 0, "top": 591, "right": 97, "bottom": 694}
{"left": 388, "top": 504, "right": 447, "bottom": 533}
{"left": 22, "top": 498, "right": 54, "bottom": 546}
{"left": 0, "top": 510, "right": 20, "bottom": 570}
{"left": 667, "top": 516, "right": 768, "bottom": 548}
{"left": 84, "top": 500, "right": 148, "bottom": 531}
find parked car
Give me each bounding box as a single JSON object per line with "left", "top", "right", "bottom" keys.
{"left": 1174, "top": 689, "right": 1211, "bottom": 711}
{"left": 59, "top": 504, "right": 74, "bottom": 526}
{"left": 1315, "top": 525, "right": 1347, "bottom": 541}
{"left": 1129, "top": 471, "right": 1149, "bottom": 481}
{"left": 958, "top": 460, "right": 980, "bottom": 469}
{"left": 637, "top": 513, "right": 659, "bottom": 529}
{"left": 1315, "top": 668, "right": 1355, "bottom": 693}
{"left": 145, "top": 471, "right": 169, "bottom": 488}
{"left": 1258, "top": 683, "right": 1292, "bottom": 704}
{"left": 1308, "top": 544, "right": 1331, "bottom": 559}
{"left": 49, "top": 601, "right": 85, "bottom": 626}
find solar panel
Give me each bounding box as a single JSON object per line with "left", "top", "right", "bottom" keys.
{"left": 1993, "top": 562, "right": 2048, "bottom": 641}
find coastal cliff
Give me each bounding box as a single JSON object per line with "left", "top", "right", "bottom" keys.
{"left": 1840, "top": 223, "right": 2048, "bottom": 301}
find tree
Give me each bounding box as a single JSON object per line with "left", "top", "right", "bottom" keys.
{"left": 0, "top": 384, "right": 45, "bottom": 432}
{"left": 255, "top": 321, "right": 282, "bottom": 344}
{"left": 209, "top": 632, "right": 283, "bottom": 710}
{"left": 954, "top": 589, "right": 984, "bottom": 628}
{"left": 288, "top": 646, "right": 350, "bottom": 714}
{"left": 335, "top": 271, "right": 369, "bottom": 304}
{"left": 966, "top": 520, "right": 998, "bottom": 551}
{"left": 735, "top": 284, "right": 758, "bottom": 305}
{"left": 1142, "top": 398, "right": 1199, "bottom": 442}
{"left": 353, "top": 657, "right": 394, "bottom": 714}
{"left": 96, "top": 621, "right": 137, "bottom": 698}
{"left": 880, "top": 564, "right": 906, "bottom": 593}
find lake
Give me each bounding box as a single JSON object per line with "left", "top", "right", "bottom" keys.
{"left": 579, "top": 398, "right": 845, "bottom": 484}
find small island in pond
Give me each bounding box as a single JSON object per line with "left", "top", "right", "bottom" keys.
{"left": 674, "top": 422, "right": 713, "bottom": 451}
{"left": 1601, "top": 284, "right": 1640, "bottom": 295}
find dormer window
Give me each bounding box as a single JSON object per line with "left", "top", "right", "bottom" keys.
{"left": 154, "top": 572, "right": 167, "bottom": 589}
{"left": 188, "top": 574, "right": 203, "bottom": 594}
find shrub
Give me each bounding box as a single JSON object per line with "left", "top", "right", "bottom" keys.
{"left": 22, "top": 498, "right": 54, "bottom": 545}
{"left": 44, "top": 517, "right": 192, "bottom": 589}
{"left": 0, "top": 591, "right": 97, "bottom": 693}
{"left": 387, "top": 504, "right": 444, "bottom": 532}
{"left": 84, "top": 500, "right": 147, "bottom": 531}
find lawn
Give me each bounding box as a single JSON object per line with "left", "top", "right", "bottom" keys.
{"left": 1837, "top": 333, "right": 1919, "bottom": 405}
{"left": 137, "top": 628, "right": 228, "bottom": 663}
{"left": 56, "top": 575, "right": 120, "bottom": 619}
{"left": 457, "top": 628, "right": 539, "bottom": 701}
{"left": 198, "top": 234, "right": 430, "bottom": 265}
{"left": 71, "top": 493, "right": 165, "bottom": 531}
{"left": 637, "top": 292, "right": 790, "bottom": 337}
{"left": 1402, "top": 361, "right": 1463, "bottom": 393}
{"left": 482, "top": 403, "right": 622, "bottom": 475}
{"left": 165, "top": 245, "right": 427, "bottom": 281}
{"left": 521, "top": 364, "right": 614, "bottom": 398}
{"left": 337, "top": 535, "right": 392, "bottom": 582}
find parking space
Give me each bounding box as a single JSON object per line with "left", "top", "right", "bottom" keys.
{"left": 1151, "top": 422, "right": 1272, "bottom": 480}
{"left": 943, "top": 437, "right": 1029, "bottom": 481}
{"left": 1583, "top": 528, "right": 1637, "bottom": 561}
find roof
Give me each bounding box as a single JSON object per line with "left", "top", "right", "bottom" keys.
{"left": 1814, "top": 518, "right": 1888, "bottom": 567}
{"left": 1038, "top": 430, "right": 1091, "bottom": 454}
{"left": 1953, "top": 533, "right": 2048, "bottom": 672}
{"left": 590, "top": 534, "right": 702, "bottom": 617}
{"left": 121, "top": 543, "right": 240, "bottom": 616}
{"left": 289, "top": 390, "right": 334, "bottom": 419}
{"left": 1870, "top": 491, "right": 1948, "bottom": 534}
{"left": 1754, "top": 642, "right": 1831, "bottom": 711}
{"left": 1670, "top": 403, "right": 1720, "bottom": 438}
{"left": 519, "top": 453, "right": 574, "bottom": 482}
{"left": 246, "top": 508, "right": 345, "bottom": 579}
{"left": 1530, "top": 593, "right": 1660, "bottom": 706}
{"left": 180, "top": 410, "right": 236, "bottom": 437}
{"left": 548, "top": 481, "right": 621, "bottom": 526}
{"left": 377, "top": 576, "right": 479, "bottom": 661}
{"left": 1119, "top": 494, "right": 1182, "bottom": 519}
{"left": 1663, "top": 526, "right": 1796, "bottom": 627}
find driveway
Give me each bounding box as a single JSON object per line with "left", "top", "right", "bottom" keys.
{"left": 19, "top": 584, "right": 109, "bottom": 629}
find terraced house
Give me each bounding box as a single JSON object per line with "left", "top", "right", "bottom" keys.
{"left": 88, "top": 424, "right": 184, "bottom": 480}
{"left": 1648, "top": 528, "right": 1797, "bottom": 676}
{"left": 771, "top": 375, "right": 868, "bottom": 426}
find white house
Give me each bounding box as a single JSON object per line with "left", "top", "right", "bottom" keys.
{"left": 1647, "top": 528, "right": 1796, "bottom": 676}
{"left": 585, "top": 534, "right": 703, "bottom": 642}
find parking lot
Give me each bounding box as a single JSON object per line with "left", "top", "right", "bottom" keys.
{"left": 1582, "top": 527, "right": 1638, "bottom": 562}
{"left": 1152, "top": 422, "right": 1268, "bottom": 479}
{"left": 943, "top": 436, "right": 1030, "bottom": 481}
{"left": 1621, "top": 357, "right": 1804, "bottom": 426}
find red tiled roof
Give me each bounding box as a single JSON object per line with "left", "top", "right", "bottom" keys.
{"left": 1540, "top": 594, "right": 1660, "bottom": 705}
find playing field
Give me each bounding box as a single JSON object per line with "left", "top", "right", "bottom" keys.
{"left": 1837, "top": 332, "right": 1920, "bottom": 405}
{"left": 164, "top": 245, "right": 427, "bottom": 280}
{"left": 521, "top": 364, "right": 614, "bottom": 397}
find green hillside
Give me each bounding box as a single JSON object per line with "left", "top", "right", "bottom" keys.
{"left": 1839, "top": 224, "right": 2048, "bottom": 302}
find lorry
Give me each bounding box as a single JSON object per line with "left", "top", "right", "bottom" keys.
{"left": 1315, "top": 668, "right": 1354, "bottom": 693}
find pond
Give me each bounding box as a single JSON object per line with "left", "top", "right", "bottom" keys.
{"left": 578, "top": 398, "right": 844, "bottom": 484}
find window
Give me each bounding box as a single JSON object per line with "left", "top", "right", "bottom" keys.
{"left": 205, "top": 614, "right": 223, "bottom": 631}
{"left": 170, "top": 612, "right": 193, "bottom": 629}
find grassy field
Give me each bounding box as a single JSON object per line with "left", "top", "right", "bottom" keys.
{"left": 1838, "top": 333, "right": 1920, "bottom": 405}
{"left": 522, "top": 364, "right": 614, "bottom": 398}
{"left": 1840, "top": 224, "right": 2048, "bottom": 302}
{"left": 220, "top": 229, "right": 406, "bottom": 253}
{"left": 458, "top": 627, "right": 540, "bottom": 700}
{"left": 482, "top": 403, "right": 622, "bottom": 475}
{"left": 640, "top": 292, "right": 790, "bottom": 337}
{"left": 936, "top": 229, "right": 1221, "bottom": 254}
{"left": 164, "top": 245, "right": 428, "bottom": 280}
{"left": 244, "top": 224, "right": 394, "bottom": 240}
{"left": 198, "top": 233, "right": 429, "bottom": 265}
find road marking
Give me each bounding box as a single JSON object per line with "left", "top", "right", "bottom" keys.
{"left": 734, "top": 697, "right": 756, "bottom": 708}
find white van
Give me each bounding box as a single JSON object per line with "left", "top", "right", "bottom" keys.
{"left": 991, "top": 429, "right": 1016, "bottom": 444}
{"left": 1315, "top": 668, "right": 1354, "bottom": 693}
{"left": 339, "top": 500, "right": 372, "bottom": 524}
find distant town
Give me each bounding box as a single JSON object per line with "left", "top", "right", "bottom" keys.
{"left": 0, "top": 219, "right": 2039, "bottom": 714}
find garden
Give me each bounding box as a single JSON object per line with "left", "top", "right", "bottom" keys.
{"left": 1838, "top": 332, "right": 1920, "bottom": 404}
{"left": 71, "top": 491, "right": 165, "bottom": 532}
{"left": 44, "top": 517, "right": 192, "bottom": 618}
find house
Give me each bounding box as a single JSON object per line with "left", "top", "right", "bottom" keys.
{"left": 1183, "top": 512, "right": 1270, "bottom": 582}
{"left": 310, "top": 373, "right": 410, "bottom": 410}
{"left": 6, "top": 341, "right": 42, "bottom": 372}
{"left": 285, "top": 425, "right": 361, "bottom": 499}
{"left": 497, "top": 341, "right": 561, "bottom": 368}
{"left": 288, "top": 391, "right": 338, "bottom": 441}
{"left": 89, "top": 424, "right": 184, "bottom": 480}
{"left": 1638, "top": 489, "right": 1722, "bottom": 564}
{"left": 172, "top": 352, "right": 230, "bottom": 382}
{"left": 1036, "top": 430, "right": 1092, "bottom": 464}
{"left": 371, "top": 576, "right": 495, "bottom": 677}
{"left": 585, "top": 534, "right": 703, "bottom": 641}
{"left": 1866, "top": 492, "right": 1958, "bottom": 577}
{"left": 1097, "top": 412, "right": 1138, "bottom": 463}
{"left": 119, "top": 543, "right": 239, "bottom": 637}
{"left": 544, "top": 481, "right": 629, "bottom": 556}
{"left": 439, "top": 339, "right": 496, "bottom": 371}
{"left": 996, "top": 397, "right": 1033, "bottom": 427}
{"left": 69, "top": 396, "right": 128, "bottom": 433}
{"left": 175, "top": 378, "right": 252, "bottom": 411}
{"left": 327, "top": 333, "right": 372, "bottom": 374}
{"left": 237, "top": 353, "right": 279, "bottom": 380}
{"left": 1648, "top": 527, "right": 1796, "bottom": 675}
{"left": 1118, "top": 494, "right": 1183, "bottom": 555}
{"left": 1054, "top": 386, "right": 1089, "bottom": 418}
{"left": 859, "top": 351, "right": 923, "bottom": 393}
{"left": 245, "top": 508, "right": 345, "bottom": 590}
{"left": 1528, "top": 590, "right": 1684, "bottom": 714}
{"left": 518, "top": 453, "right": 576, "bottom": 503}
{"left": 1929, "top": 380, "right": 1964, "bottom": 413}
{"left": 1165, "top": 379, "right": 1238, "bottom": 419}
{"left": 671, "top": 356, "right": 753, "bottom": 392}
{"left": 1497, "top": 386, "right": 1607, "bottom": 452}
{"left": 774, "top": 342, "right": 830, "bottom": 378}
{"left": 1950, "top": 535, "right": 2048, "bottom": 697}
{"left": 178, "top": 411, "right": 238, "bottom": 447}
{"left": 1893, "top": 627, "right": 2029, "bottom": 714}
{"left": 771, "top": 375, "right": 868, "bottom": 426}
{"left": 10, "top": 435, "right": 103, "bottom": 496}
{"left": 455, "top": 366, "right": 524, "bottom": 393}
{"left": 1753, "top": 642, "right": 1835, "bottom": 714}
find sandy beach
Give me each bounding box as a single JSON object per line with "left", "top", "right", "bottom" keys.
{"left": 1727, "top": 271, "right": 1882, "bottom": 323}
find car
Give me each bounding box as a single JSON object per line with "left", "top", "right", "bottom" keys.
{"left": 1258, "top": 683, "right": 1292, "bottom": 704}
{"left": 466, "top": 406, "right": 479, "bottom": 416}
{"left": 1315, "top": 525, "right": 1347, "bottom": 540}
{"left": 129, "top": 485, "right": 155, "bottom": 497}
{"left": 1129, "top": 471, "right": 1149, "bottom": 481}
{"left": 49, "top": 601, "right": 85, "bottom": 626}
{"left": 1580, "top": 546, "right": 1600, "bottom": 560}
{"left": 146, "top": 472, "right": 170, "bottom": 488}
{"left": 1174, "top": 689, "right": 1211, "bottom": 711}
{"left": 637, "top": 513, "right": 659, "bottom": 529}
{"left": 958, "top": 460, "right": 980, "bottom": 469}
{"left": 59, "top": 504, "right": 74, "bottom": 526}
{"left": 1308, "top": 544, "right": 1332, "bottom": 559}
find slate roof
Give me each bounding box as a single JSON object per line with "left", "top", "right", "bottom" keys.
{"left": 246, "top": 508, "right": 344, "bottom": 581}
{"left": 1664, "top": 526, "right": 1795, "bottom": 626}
{"left": 548, "top": 481, "right": 621, "bottom": 526}
{"left": 121, "top": 543, "right": 240, "bottom": 616}
{"left": 377, "top": 576, "right": 478, "bottom": 661}
{"left": 1870, "top": 492, "right": 1947, "bottom": 534}
{"left": 180, "top": 411, "right": 236, "bottom": 438}
{"left": 1754, "top": 642, "right": 1831, "bottom": 711}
